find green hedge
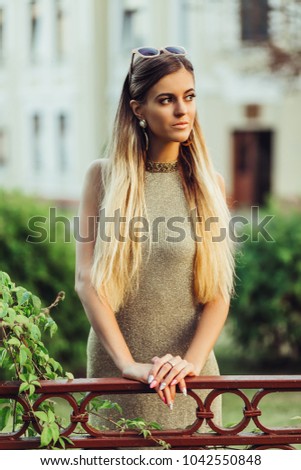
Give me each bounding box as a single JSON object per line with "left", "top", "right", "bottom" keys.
{"left": 229, "top": 199, "right": 301, "bottom": 371}
{"left": 0, "top": 190, "right": 89, "bottom": 377}
{"left": 2, "top": 190, "right": 300, "bottom": 376}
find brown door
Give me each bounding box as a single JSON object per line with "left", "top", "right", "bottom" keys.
{"left": 233, "top": 130, "right": 272, "bottom": 207}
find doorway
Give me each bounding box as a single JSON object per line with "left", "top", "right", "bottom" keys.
{"left": 232, "top": 130, "right": 273, "bottom": 207}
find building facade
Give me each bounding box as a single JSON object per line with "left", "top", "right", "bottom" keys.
{"left": 0, "top": 0, "right": 300, "bottom": 206}
{"left": 0, "top": 0, "right": 108, "bottom": 200}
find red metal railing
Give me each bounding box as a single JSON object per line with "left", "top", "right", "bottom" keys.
{"left": 1, "top": 375, "right": 301, "bottom": 450}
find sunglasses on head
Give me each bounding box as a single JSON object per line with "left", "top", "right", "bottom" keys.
{"left": 130, "top": 46, "right": 187, "bottom": 76}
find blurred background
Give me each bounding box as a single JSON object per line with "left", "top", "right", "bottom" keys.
{"left": 0, "top": 0, "right": 301, "bottom": 378}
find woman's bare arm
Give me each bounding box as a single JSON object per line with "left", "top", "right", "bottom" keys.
{"left": 75, "top": 160, "right": 136, "bottom": 372}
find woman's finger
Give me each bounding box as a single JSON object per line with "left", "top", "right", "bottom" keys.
{"left": 168, "top": 377, "right": 187, "bottom": 396}
{"left": 150, "top": 355, "right": 184, "bottom": 387}
{"left": 154, "top": 384, "right": 175, "bottom": 409}
{"left": 156, "top": 359, "right": 188, "bottom": 389}
{"left": 162, "top": 386, "right": 173, "bottom": 410}
{"left": 148, "top": 354, "right": 174, "bottom": 384}
{"left": 154, "top": 385, "right": 166, "bottom": 404}
{"left": 169, "top": 383, "right": 176, "bottom": 403}
{"left": 164, "top": 360, "right": 196, "bottom": 387}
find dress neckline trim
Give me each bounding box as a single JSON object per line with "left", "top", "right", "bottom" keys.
{"left": 145, "top": 159, "right": 178, "bottom": 173}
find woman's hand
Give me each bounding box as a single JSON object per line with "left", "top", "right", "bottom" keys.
{"left": 121, "top": 362, "right": 153, "bottom": 384}
{"left": 147, "top": 354, "right": 197, "bottom": 405}
{"left": 121, "top": 362, "right": 175, "bottom": 408}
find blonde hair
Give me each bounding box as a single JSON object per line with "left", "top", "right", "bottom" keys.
{"left": 91, "top": 54, "right": 235, "bottom": 312}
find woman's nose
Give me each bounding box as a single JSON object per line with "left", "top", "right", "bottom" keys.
{"left": 174, "top": 100, "right": 187, "bottom": 115}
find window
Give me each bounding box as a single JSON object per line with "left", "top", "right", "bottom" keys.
{"left": 0, "top": 7, "right": 4, "bottom": 63}
{"left": 29, "top": 0, "right": 42, "bottom": 61}
{"left": 122, "top": 9, "right": 138, "bottom": 50}
{"left": 54, "top": 0, "right": 67, "bottom": 61}
{"left": 32, "top": 114, "right": 42, "bottom": 172}
{"left": 179, "top": 0, "right": 189, "bottom": 47}
{"left": 240, "top": 0, "right": 269, "bottom": 42}
{"left": 57, "top": 113, "right": 68, "bottom": 172}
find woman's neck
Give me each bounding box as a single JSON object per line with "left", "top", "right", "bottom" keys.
{"left": 147, "top": 140, "right": 180, "bottom": 163}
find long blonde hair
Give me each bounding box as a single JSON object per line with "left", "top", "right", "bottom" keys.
{"left": 91, "top": 53, "right": 235, "bottom": 312}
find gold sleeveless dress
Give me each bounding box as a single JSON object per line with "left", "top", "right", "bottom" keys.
{"left": 87, "top": 159, "right": 222, "bottom": 433}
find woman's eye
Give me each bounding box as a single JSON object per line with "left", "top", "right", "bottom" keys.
{"left": 160, "top": 94, "right": 196, "bottom": 104}
{"left": 160, "top": 97, "right": 172, "bottom": 104}
{"left": 186, "top": 94, "right": 196, "bottom": 101}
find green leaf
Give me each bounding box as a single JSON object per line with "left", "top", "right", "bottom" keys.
{"left": 28, "top": 373, "right": 38, "bottom": 383}
{"left": 111, "top": 402, "right": 123, "bottom": 414}
{"left": 19, "top": 373, "right": 28, "bottom": 382}
{"left": 0, "top": 303, "right": 8, "bottom": 318}
{"left": 32, "top": 295, "right": 42, "bottom": 314}
{"left": 148, "top": 421, "right": 162, "bottom": 430}
{"left": 15, "top": 314, "right": 29, "bottom": 326}
{"left": 48, "top": 358, "right": 60, "bottom": 372}
{"left": 2, "top": 288, "right": 12, "bottom": 304}
{"left": 28, "top": 384, "right": 36, "bottom": 396}
{"left": 19, "top": 347, "right": 27, "bottom": 366}
{"left": 31, "top": 380, "right": 41, "bottom": 387}
{"left": 94, "top": 399, "right": 117, "bottom": 410}
{"left": 0, "top": 349, "right": 7, "bottom": 366}
{"left": 40, "top": 426, "right": 53, "bottom": 447}
{"left": 60, "top": 436, "right": 74, "bottom": 446}
{"left": 19, "top": 382, "right": 30, "bottom": 393}
{"left": 49, "top": 322, "right": 58, "bottom": 337}
{"left": 58, "top": 437, "right": 66, "bottom": 449}
{"left": 19, "top": 291, "right": 31, "bottom": 306}
{"left": 0, "top": 272, "right": 11, "bottom": 286}
{"left": 0, "top": 406, "right": 11, "bottom": 431}
{"left": 12, "top": 325, "right": 23, "bottom": 337}
{"left": 34, "top": 411, "right": 49, "bottom": 423}
{"left": 65, "top": 372, "right": 74, "bottom": 380}
{"left": 30, "top": 324, "right": 41, "bottom": 340}
{"left": 3, "top": 308, "right": 16, "bottom": 325}
{"left": 47, "top": 409, "right": 55, "bottom": 424}
{"left": 49, "top": 423, "right": 60, "bottom": 444}
{"left": 6, "top": 337, "right": 21, "bottom": 347}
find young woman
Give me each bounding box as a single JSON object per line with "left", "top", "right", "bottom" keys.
{"left": 75, "top": 46, "right": 235, "bottom": 431}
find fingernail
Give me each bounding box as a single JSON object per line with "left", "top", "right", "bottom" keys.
{"left": 169, "top": 402, "right": 173, "bottom": 411}
{"left": 148, "top": 375, "right": 154, "bottom": 384}
{"left": 149, "top": 380, "right": 157, "bottom": 389}
{"left": 171, "top": 379, "right": 177, "bottom": 386}
{"left": 159, "top": 382, "right": 166, "bottom": 391}
{"left": 182, "top": 387, "right": 187, "bottom": 396}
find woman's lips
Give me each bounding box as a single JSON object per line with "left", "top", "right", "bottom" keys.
{"left": 172, "top": 122, "right": 189, "bottom": 129}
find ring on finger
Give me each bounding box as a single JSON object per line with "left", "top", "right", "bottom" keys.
{"left": 166, "top": 360, "right": 176, "bottom": 367}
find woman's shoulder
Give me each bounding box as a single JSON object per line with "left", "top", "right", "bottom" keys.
{"left": 84, "top": 158, "right": 108, "bottom": 186}
{"left": 85, "top": 158, "right": 108, "bottom": 177}
{"left": 81, "top": 158, "right": 109, "bottom": 202}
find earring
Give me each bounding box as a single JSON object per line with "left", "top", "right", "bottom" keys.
{"left": 182, "top": 129, "right": 194, "bottom": 147}
{"left": 139, "top": 119, "right": 149, "bottom": 151}
{"left": 139, "top": 119, "right": 147, "bottom": 129}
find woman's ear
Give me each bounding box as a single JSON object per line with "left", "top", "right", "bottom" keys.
{"left": 130, "top": 100, "right": 144, "bottom": 120}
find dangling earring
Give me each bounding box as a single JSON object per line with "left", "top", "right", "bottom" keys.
{"left": 182, "top": 129, "right": 194, "bottom": 147}
{"left": 139, "top": 119, "right": 149, "bottom": 151}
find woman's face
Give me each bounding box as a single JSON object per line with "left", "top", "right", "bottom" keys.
{"left": 132, "top": 67, "right": 196, "bottom": 145}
